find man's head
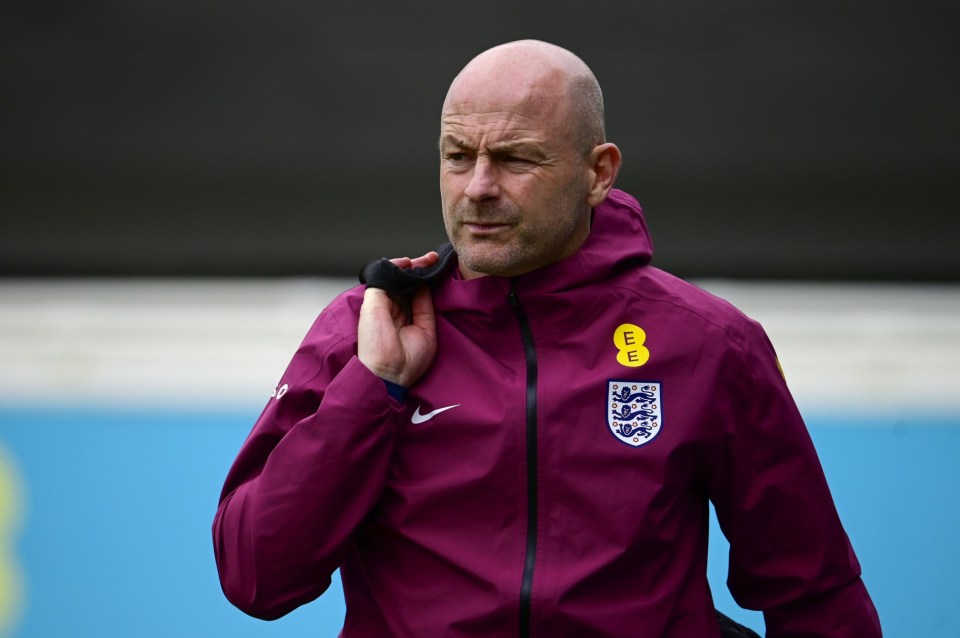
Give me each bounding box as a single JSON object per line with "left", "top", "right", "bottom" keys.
{"left": 439, "top": 40, "right": 622, "bottom": 279}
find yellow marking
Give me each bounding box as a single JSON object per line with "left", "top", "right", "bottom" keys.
{"left": 613, "top": 323, "right": 650, "bottom": 368}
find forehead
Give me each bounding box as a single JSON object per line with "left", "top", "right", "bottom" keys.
{"left": 441, "top": 109, "right": 543, "bottom": 145}
{"left": 441, "top": 74, "right": 574, "bottom": 147}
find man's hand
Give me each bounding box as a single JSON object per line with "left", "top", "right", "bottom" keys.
{"left": 358, "top": 252, "right": 440, "bottom": 388}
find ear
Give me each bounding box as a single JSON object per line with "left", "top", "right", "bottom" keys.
{"left": 585, "top": 143, "right": 622, "bottom": 208}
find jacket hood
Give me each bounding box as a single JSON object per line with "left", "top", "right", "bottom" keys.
{"left": 536, "top": 187, "right": 653, "bottom": 289}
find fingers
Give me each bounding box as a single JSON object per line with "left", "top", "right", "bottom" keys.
{"left": 398, "top": 286, "right": 438, "bottom": 386}
{"left": 409, "top": 286, "right": 436, "bottom": 333}
{"left": 358, "top": 283, "right": 437, "bottom": 388}
{"left": 388, "top": 251, "right": 440, "bottom": 271}
{"left": 358, "top": 287, "right": 404, "bottom": 383}
{"left": 360, "top": 251, "right": 441, "bottom": 387}
{"left": 410, "top": 251, "right": 440, "bottom": 270}
{"left": 388, "top": 256, "right": 413, "bottom": 269}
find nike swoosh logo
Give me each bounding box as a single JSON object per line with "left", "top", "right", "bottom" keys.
{"left": 411, "top": 404, "right": 461, "bottom": 424}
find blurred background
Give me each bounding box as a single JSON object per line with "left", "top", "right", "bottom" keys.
{"left": 1, "top": 1, "right": 958, "bottom": 636}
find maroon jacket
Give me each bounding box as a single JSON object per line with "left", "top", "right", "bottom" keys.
{"left": 213, "top": 189, "right": 881, "bottom": 637}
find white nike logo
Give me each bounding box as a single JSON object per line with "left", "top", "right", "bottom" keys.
{"left": 411, "top": 404, "right": 461, "bottom": 424}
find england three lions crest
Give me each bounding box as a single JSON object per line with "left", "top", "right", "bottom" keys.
{"left": 607, "top": 381, "right": 662, "bottom": 447}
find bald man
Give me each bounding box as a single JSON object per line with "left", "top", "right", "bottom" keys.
{"left": 214, "top": 41, "right": 881, "bottom": 637}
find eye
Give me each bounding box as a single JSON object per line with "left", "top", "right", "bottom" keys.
{"left": 445, "top": 152, "right": 468, "bottom": 162}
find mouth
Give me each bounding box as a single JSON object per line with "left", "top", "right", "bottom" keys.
{"left": 463, "top": 221, "right": 513, "bottom": 236}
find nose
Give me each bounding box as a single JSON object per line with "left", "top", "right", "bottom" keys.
{"left": 463, "top": 156, "right": 500, "bottom": 202}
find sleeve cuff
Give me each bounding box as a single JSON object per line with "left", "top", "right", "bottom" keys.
{"left": 383, "top": 379, "right": 408, "bottom": 402}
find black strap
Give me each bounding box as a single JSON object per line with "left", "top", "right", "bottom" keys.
{"left": 358, "top": 243, "right": 457, "bottom": 298}
{"left": 716, "top": 610, "right": 762, "bottom": 638}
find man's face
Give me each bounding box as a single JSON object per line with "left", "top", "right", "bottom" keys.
{"left": 439, "top": 77, "right": 592, "bottom": 279}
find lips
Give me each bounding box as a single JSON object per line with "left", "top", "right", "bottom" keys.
{"left": 463, "top": 221, "right": 513, "bottom": 236}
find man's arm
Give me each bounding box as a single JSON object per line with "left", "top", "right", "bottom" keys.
{"left": 213, "top": 254, "right": 440, "bottom": 620}
{"left": 706, "top": 318, "right": 882, "bottom": 637}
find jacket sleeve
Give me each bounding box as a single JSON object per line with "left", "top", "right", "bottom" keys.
{"left": 212, "top": 297, "right": 406, "bottom": 620}
{"left": 704, "top": 318, "right": 882, "bottom": 637}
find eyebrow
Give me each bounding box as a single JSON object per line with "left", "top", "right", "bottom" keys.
{"left": 439, "top": 135, "right": 547, "bottom": 159}
{"left": 487, "top": 141, "right": 546, "bottom": 159}
{"left": 438, "top": 135, "right": 472, "bottom": 151}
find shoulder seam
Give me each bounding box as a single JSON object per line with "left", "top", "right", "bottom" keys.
{"left": 610, "top": 280, "right": 751, "bottom": 350}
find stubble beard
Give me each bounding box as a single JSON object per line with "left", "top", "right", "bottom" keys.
{"left": 442, "top": 186, "right": 588, "bottom": 278}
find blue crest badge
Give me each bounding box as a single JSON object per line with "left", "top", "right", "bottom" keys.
{"left": 607, "top": 381, "right": 662, "bottom": 447}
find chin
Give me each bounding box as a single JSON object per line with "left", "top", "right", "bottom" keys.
{"left": 458, "top": 254, "right": 505, "bottom": 278}
{"left": 464, "top": 256, "right": 531, "bottom": 278}
{"left": 455, "top": 238, "right": 536, "bottom": 277}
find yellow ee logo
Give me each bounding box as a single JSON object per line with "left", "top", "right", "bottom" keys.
{"left": 613, "top": 323, "right": 650, "bottom": 368}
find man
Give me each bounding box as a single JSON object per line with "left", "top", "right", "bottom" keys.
{"left": 213, "top": 40, "right": 882, "bottom": 636}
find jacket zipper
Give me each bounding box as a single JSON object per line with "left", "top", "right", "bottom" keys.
{"left": 508, "top": 280, "right": 538, "bottom": 638}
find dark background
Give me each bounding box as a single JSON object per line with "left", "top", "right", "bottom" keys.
{"left": 2, "top": 1, "right": 957, "bottom": 280}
